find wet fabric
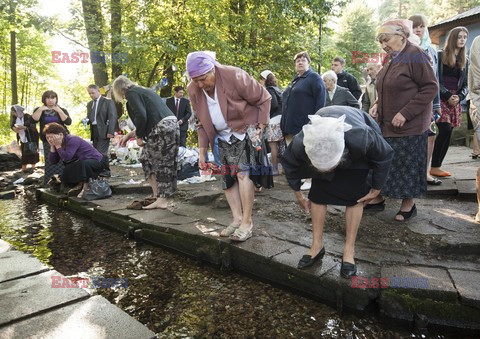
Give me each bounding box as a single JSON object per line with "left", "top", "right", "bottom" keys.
{"left": 139, "top": 118, "right": 179, "bottom": 198}
{"left": 218, "top": 135, "right": 259, "bottom": 190}
{"left": 382, "top": 132, "right": 428, "bottom": 199}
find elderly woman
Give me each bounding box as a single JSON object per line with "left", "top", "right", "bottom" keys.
{"left": 430, "top": 27, "right": 469, "bottom": 176}
{"left": 44, "top": 123, "right": 109, "bottom": 198}
{"left": 322, "top": 70, "right": 360, "bottom": 108}
{"left": 32, "top": 90, "right": 72, "bottom": 185}
{"left": 186, "top": 51, "right": 271, "bottom": 242}
{"left": 281, "top": 51, "right": 326, "bottom": 191}
{"left": 367, "top": 19, "right": 438, "bottom": 221}
{"left": 112, "top": 76, "right": 179, "bottom": 210}
{"left": 10, "top": 105, "right": 39, "bottom": 172}
{"left": 260, "top": 70, "right": 283, "bottom": 175}
{"left": 409, "top": 14, "right": 442, "bottom": 185}
{"left": 282, "top": 106, "right": 393, "bottom": 277}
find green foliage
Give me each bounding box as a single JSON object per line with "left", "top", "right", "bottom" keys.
{"left": 0, "top": 114, "right": 15, "bottom": 146}
{"left": 335, "top": 0, "right": 380, "bottom": 81}
{"left": 186, "top": 129, "right": 198, "bottom": 149}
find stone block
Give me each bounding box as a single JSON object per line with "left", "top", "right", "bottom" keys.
{"left": 0, "top": 270, "right": 89, "bottom": 326}
{"left": 0, "top": 251, "right": 49, "bottom": 283}
{"left": 449, "top": 269, "right": 480, "bottom": 310}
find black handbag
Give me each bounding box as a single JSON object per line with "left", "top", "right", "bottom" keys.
{"left": 23, "top": 129, "right": 38, "bottom": 155}
{"left": 83, "top": 178, "right": 112, "bottom": 201}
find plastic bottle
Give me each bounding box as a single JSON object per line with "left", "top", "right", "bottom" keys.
{"left": 247, "top": 125, "right": 262, "bottom": 151}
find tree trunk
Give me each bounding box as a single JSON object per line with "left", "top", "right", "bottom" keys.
{"left": 10, "top": 31, "right": 18, "bottom": 105}
{"left": 81, "top": 0, "right": 109, "bottom": 86}
{"left": 110, "top": 0, "right": 122, "bottom": 79}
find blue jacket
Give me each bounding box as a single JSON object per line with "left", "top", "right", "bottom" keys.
{"left": 280, "top": 69, "right": 326, "bottom": 135}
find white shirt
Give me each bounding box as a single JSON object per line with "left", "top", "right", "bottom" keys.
{"left": 16, "top": 117, "right": 27, "bottom": 143}
{"left": 92, "top": 98, "right": 99, "bottom": 125}
{"left": 328, "top": 86, "right": 337, "bottom": 101}
{"left": 203, "top": 89, "right": 245, "bottom": 143}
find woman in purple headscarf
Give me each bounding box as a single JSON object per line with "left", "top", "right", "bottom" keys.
{"left": 186, "top": 51, "right": 271, "bottom": 242}
{"left": 10, "top": 105, "right": 39, "bottom": 172}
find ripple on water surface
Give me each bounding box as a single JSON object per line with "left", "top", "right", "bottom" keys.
{"left": 0, "top": 195, "right": 444, "bottom": 338}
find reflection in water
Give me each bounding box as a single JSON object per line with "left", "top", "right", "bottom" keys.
{"left": 0, "top": 195, "right": 444, "bottom": 337}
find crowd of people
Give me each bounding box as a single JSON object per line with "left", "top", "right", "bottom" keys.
{"left": 8, "top": 15, "right": 479, "bottom": 278}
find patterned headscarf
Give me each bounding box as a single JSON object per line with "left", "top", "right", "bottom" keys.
{"left": 12, "top": 104, "right": 25, "bottom": 118}
{"left": 377, "top": 19, "right": 419, "bottom": 45}
{"left": 186, "top": 51, "right": 218, "bottom": 78}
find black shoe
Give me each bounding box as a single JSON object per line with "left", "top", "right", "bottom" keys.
{"left": 99, "top": 170, "right": 111, "bottom": 178}
{"left": 340, "top": 261, "right": 357, "bottom": 278}
{"left": 395, "top": 204, "right": 417, "bottom": 222}
{"left": 363, "top": 200, "right": 385, "bottom": 211}
{"left": 297, "top": 247, "right": 325, "bottom": 269}
{"left": 473, "top": 154, "right": 479, "bottom": 159}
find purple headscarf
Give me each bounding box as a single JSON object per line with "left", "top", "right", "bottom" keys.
{"left": 12, "top": 104, "right": 25, "bottom": 118}
{"left": 186, "top": 51, "right": 218, "bottom": 78}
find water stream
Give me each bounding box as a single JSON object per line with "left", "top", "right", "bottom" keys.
{"left": 0, "top": 194, "right": 445, "bottom": 338}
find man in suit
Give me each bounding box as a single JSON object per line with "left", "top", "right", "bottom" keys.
{"left": 362, "top": 63, "right": 382, "bottom": 113}
{"left": 86, "top": 84, "right": 118, "bottom": 156}
{"left": 322, "top": 71, "right": 360, "bottom": 108}
{"left": 166, "top": 86, "right": 192, "bottom": 147}
{"left": 331, "top": 56, "right": 362, "bottom": 100}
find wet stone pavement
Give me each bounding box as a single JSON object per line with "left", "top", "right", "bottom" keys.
{"left": 31, "top": 146, "right": 480, "bottom": 332}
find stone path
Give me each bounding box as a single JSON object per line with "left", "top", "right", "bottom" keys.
{"left": 0, "top": 240, "right": 155, "bottom": 339}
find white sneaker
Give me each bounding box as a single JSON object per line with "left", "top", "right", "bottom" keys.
{"left": 300, "top": 181, "right": 311, "bottom": 191}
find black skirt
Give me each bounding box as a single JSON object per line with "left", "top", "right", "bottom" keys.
{"left": 61, "top": 156, "right": 109, "bottom": 186}
{"left": 308, "top": 169, "right": 370, "bottom": 206}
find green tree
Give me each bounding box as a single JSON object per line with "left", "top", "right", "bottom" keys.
{"left": 335, "top": 0, "right": 380, "bottom": 80}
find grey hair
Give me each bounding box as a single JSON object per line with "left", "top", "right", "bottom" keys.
{"left": 87, "top": 84, "right": 100, "bottom": 91}
{"left": 322, "top": 70, "right": 338, "bottom": 83}
{"left": 112, "top": 75, "right": 136, "bottom": 102}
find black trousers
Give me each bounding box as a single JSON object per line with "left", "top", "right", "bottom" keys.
{"left": 179, "top": 128, "right": 187, "bottom": 147}
{"left": 431, "top": 122, "right": 452, "bottom": 168}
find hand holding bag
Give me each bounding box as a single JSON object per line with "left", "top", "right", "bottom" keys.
{"left": 83, "top": 178, "right": 112, "bottom": 201}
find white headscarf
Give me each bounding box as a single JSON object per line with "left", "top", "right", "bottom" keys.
{"left": 302, "top": 114, "right": 352, "bottom": 172}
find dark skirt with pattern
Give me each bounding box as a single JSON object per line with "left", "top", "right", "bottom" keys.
{"left": 308, "top": 169, "right": 370, "bottom": 206}
{"left": 218, "top": 135, "right": 262, "bottom": 190}
{"left": 139, "top": 118, "right": 179, "bottom": 198}
{"left": 382, "top": 132, "right": 428, "bottom": 199}
{"left": 43, "top": 144, "right": 64, "bottom": 186}
{"left": 20, "top": 142, "right": 39, "bottom": 165}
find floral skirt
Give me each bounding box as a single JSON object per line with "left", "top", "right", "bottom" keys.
{"left": 382, "top": 132, "right": 427, "bottom": 199}
{"left": 438, "top": 90, "right": 462, "bottom": 127}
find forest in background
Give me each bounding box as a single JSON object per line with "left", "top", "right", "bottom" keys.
{"left": 0, "top": 0, "right": 479, "bottom": 144}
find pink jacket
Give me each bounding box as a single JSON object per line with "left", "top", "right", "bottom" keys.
{"left": 187, "top": 64, "right": 271, "bottom": 149}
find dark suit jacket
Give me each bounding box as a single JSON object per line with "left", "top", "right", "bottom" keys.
{"left": 87, "top": 96, "right": 118, "bottom": 140}
{"left": 166, "top": 97, "right": 192, "bottom": 131}
{"left": 326, "top": 86, "right": 360, "bottom": 109}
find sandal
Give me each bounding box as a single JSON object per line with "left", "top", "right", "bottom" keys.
{"left": 427, "top": 178, "right": 442, "bottom": 185}
{"left": 220, "top": 223, "right": 240, "bottom": 237}
{"left": 126, "top": 200, "right": 144, "bottom": 210}
{"left": 230, "top": 227, "right": 252, "bottom": 242}
{"left": 363, "top": 199, "right": 385, "bottom": 211}
{"left": 395, "top": 204, "right": 417, "bottom": 221}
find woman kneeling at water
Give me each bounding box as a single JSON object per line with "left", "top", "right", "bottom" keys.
{"left": 282, "top": 106, "right": 394, "bottom": 277}
{"left": 44, "top": 122, "right": 109, "bottom": 198}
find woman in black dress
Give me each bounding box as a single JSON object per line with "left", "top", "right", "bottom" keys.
{"left": 10, "top": 105, "right": 39, "bottom": 172}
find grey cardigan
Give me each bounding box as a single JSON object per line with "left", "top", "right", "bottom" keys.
{"left": 326, "top": 85, "right": 360, "bottom": 109}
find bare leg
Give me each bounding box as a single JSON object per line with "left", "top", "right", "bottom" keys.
{"left": 309, "top": 203, "right": 327, "bottom": 257}
{"left": 224, "top": 181, "right": 243, "bottom": 226}
{"left": 77, "top": 181, "right": 89, "bottom": 198}
{"left": 343, "top": 203, "right": 363, "bottom": 263}
{"left": 269, "top": 141, "right": 279, "bottom": 172}
{"left": 395, "top": 198, "right": 415, "bottom": 221}
{"left": 236, "top": 172, "right": 255, "bottom": 231}
{"left": 427, "top": 135, "right": 436, "bottom": 181}
{"left": 143, "top": 173, "right": 168, "bottom": 209}
{"left": 476, "top": 168, "right": 480, "bottom": 222}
